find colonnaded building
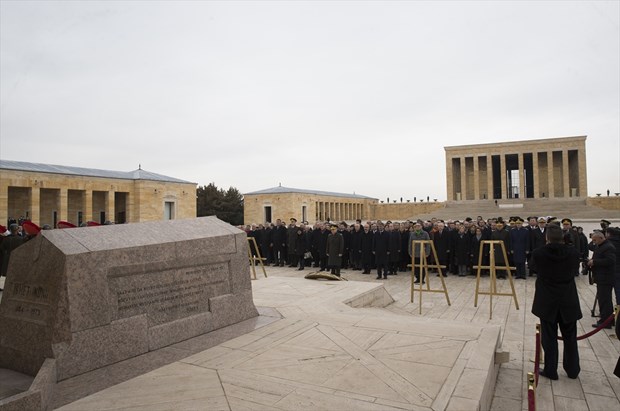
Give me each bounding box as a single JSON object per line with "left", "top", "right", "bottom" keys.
{"left": 444, "top": 136, "right": 587, "bottom": 201}
{"left": 0, "top": 160, "right": 197, "bottom": 227}
{"left": 243, "top": 136, "right": 619, "bottom": 224}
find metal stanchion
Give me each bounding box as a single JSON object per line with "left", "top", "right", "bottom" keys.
{"left": 527, "top": 372, "right": 536, "bottom": 411}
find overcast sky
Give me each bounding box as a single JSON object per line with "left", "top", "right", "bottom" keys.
{"left": 1, "top": 1, "right": 618, "bottom": 201}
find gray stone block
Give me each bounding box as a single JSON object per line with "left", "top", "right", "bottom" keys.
{"left": 148, "top": 312, "right": 214, "bottom": 350}
{"left": 0, "top": 216, "right": 257, "bottom": 382}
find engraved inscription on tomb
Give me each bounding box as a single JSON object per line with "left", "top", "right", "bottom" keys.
{"left": 4, "top": 282, "right": 51, "bottom": 325}
{"left": 109, "top": 262, "right": 230, "bottom": 325}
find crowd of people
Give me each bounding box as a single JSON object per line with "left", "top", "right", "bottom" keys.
{"left": 241, "top": 215, "right": 604, "bottom": 281}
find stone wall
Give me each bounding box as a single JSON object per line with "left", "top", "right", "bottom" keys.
{"left": 587, "top": 196, "right": 620, "bottom": 211}
{"left": 369, "top": 202, "right": 444, "bottom": 221}
{"left": 0, "top": 169, "right": 196, "bottom": 226}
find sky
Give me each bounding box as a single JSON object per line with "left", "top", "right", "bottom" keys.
{"left": 1, "top": 0, "right": 619, "bottom": 201}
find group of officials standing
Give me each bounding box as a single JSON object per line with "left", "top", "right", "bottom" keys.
{"left": 243, "top": 215, "right": 592, "bottom": 281}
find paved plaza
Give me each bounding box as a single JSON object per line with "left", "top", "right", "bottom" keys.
{"left": 17, "top": 262, "right": 615, "bottom": 411}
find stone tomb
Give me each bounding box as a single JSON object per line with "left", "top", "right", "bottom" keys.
{"left": 0, "top": 216, "right": 257, "bottom": 385}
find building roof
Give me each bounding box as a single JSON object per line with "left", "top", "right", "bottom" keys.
{"left": 0, "top": 159, "right": 195, "bottom": 184}
{"left": 244, "top": 185, "right": 378, "bottom": 200}
{"left": 444, "top": 135, "right": 586, "bottom": 152}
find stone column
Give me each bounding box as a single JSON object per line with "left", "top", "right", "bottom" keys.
{"left": 0, "top": 182, "right": 8, "bottom": 225}
{"left": 60, "top": 188, "right": 68, "bottom": 222}
{"left": 85, "top": 190, "right": 93, "bottom": 222}
{"left": 487, "top": 154, "right": 494, "bottom": 200}
{"left": 532, "top": 152, "right": 540, "bottom": 199}
{"left": 500, "top": 154, "right": 507, "bottom": 199}
{"left": 473, "top": 156, "right": 480, "bottom": 200}
{"left": 547, "top": 151, "right": 555, "bottom": 198}
{"left": 460, "top": 157, "right": 467, "bottom": 201}
{"left": 562, "top": 149, "right": 570, "bottom": 197}
{"left": 106, "top": 191, "right": 115, "bottom": 223}
{"left": 517, "top": 152, "right": 524, "bottom": 199}
{"left": 30, "top": 186, "right": 40, "bottom": 225}
{"left": 446, "top": 154, "right": 454, "bottom": 201}
{"left": 578, "top": 148, "right": 587, "bottom": 197}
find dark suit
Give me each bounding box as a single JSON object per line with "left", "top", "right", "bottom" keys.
{"left": 591, "top": 239, "right": 616, "bottom": 325}
{"left": 491, "top": 227, "right": 511, "bottom": 278}
{"left": 432, "top": 228, "right": 451, "bottom": 275}
{"left": 360, "top": 230, "right": 373, "bottom": 273}
{"left": 372, "top": 230, "right": 390, "bottom": 278}
{"left": 531, "top": 242, "right": 582, "bottom": 379}
{"left": 0, "top": 235, "right": 25, "bottom": 277}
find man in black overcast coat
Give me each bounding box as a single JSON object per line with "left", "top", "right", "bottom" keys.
{"left": 588, "top": 231, "right": 616, "bottom": 329}
{"left": 531, "top": 224, "right": 582, "bottom": 380}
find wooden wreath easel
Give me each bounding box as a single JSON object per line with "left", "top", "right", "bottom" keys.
{"left": 410, "top": 240, "right": 451, "bottom": 314}
{"left": 474, "top": 240, "right": 519, "bottom": 319}
{"left": 247, "top": 237, "right": 268, "bottom": 280}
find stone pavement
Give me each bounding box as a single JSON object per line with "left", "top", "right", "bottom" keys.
{"left": 3, "top": 264, "right": 620, "bottom": 410}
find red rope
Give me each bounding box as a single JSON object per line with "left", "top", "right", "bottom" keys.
{"left": 558, "top": 313, "right": 615, "bottom": 341}
{"left": 528, "top": 386, "right": 536, "bottom": 411}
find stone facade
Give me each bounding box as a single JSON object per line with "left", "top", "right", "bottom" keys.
{"left": 0, "top": 161, "right": 197, "bottom": 227}
{"left": 243, "top": 187, "right": 446, "bottom": 224}
{"left": 243, "top": 188, "right": 378, "bottom": 224}
{"left": 445, "top": 136, "right": 587, "bottom": 201}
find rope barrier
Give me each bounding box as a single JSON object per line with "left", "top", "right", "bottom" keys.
{"left": 528, "top": 307, "right": 617, "bottom": 411}
{"left": 558, "top": 313, "right": 615, "bottom": 341}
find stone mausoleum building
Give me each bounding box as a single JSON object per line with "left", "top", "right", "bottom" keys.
{"left": 243, "top": 186, "right": 379, "bottom": 224}
{"left": 0, "top": 160, "right": 197, "bottom": 227}
{"left": 445, "top": 136, "right": 587, "bottom": 201}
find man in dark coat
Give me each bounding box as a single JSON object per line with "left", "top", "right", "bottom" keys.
{"left": 531, "top": 224, "right": 582, "bottom": 380}
{"left": 387, "top": 223, "right": 401, "bottom": 276}
{"left": 606, "top": 227, "right": 620, "bottom": 307}
{"left": 372, "top": 223, "right": 390, "bottom": 279}
{"left": 510, "top": 217, "right": 530, "bottom": 279}
{"left": 0, "top": 224, "right": 25, "bottom": 279}
{"left": 491, "top": 219, "right": 512, "bottom": 279}
{"left": 349, "top": 223, "right": 363, "bottom": 270}
{"left": 272, "top": 219, "right": 287, "bottom": 267}
{"left": 287, "top": 218, "right": 298, "bottom": 267}
{"left": 588, "top": 231, "right": 616, "bottom": 328}
{"left": 409, "top": 222, "right": 430, "bottom": 283}
{"left": 294, "top": 223, "right": 308, "bottom": 271}
{"left": 338, "top": 223, "right": 351, "bottom": 269}
{"left": 432, "top": 222, "right": 451, "bottom": 276}
{"left": 326, "top": 224, "right": 344, "bottom": 276}
{"left": 562, "top": 218, "right": 581, "bottom": 277}
{"left": 259, "top": 224, "right": 273, "bottom": 265}
{"left": 360, "top": 224, "right": 373, "bottom": 274}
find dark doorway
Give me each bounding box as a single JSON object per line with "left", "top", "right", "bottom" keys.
{"left": 492, "top": 155, "right": 501, "bottom": 199}
{"left": 264, "top": 206, "right": 272, "bottom": 223}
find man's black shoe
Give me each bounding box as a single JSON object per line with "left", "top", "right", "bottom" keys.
{"left": 539, "top": 369, "right": 558, "bottom": 380}
{"left": 376, "top": 276, "right": 382, "bottom": 280}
